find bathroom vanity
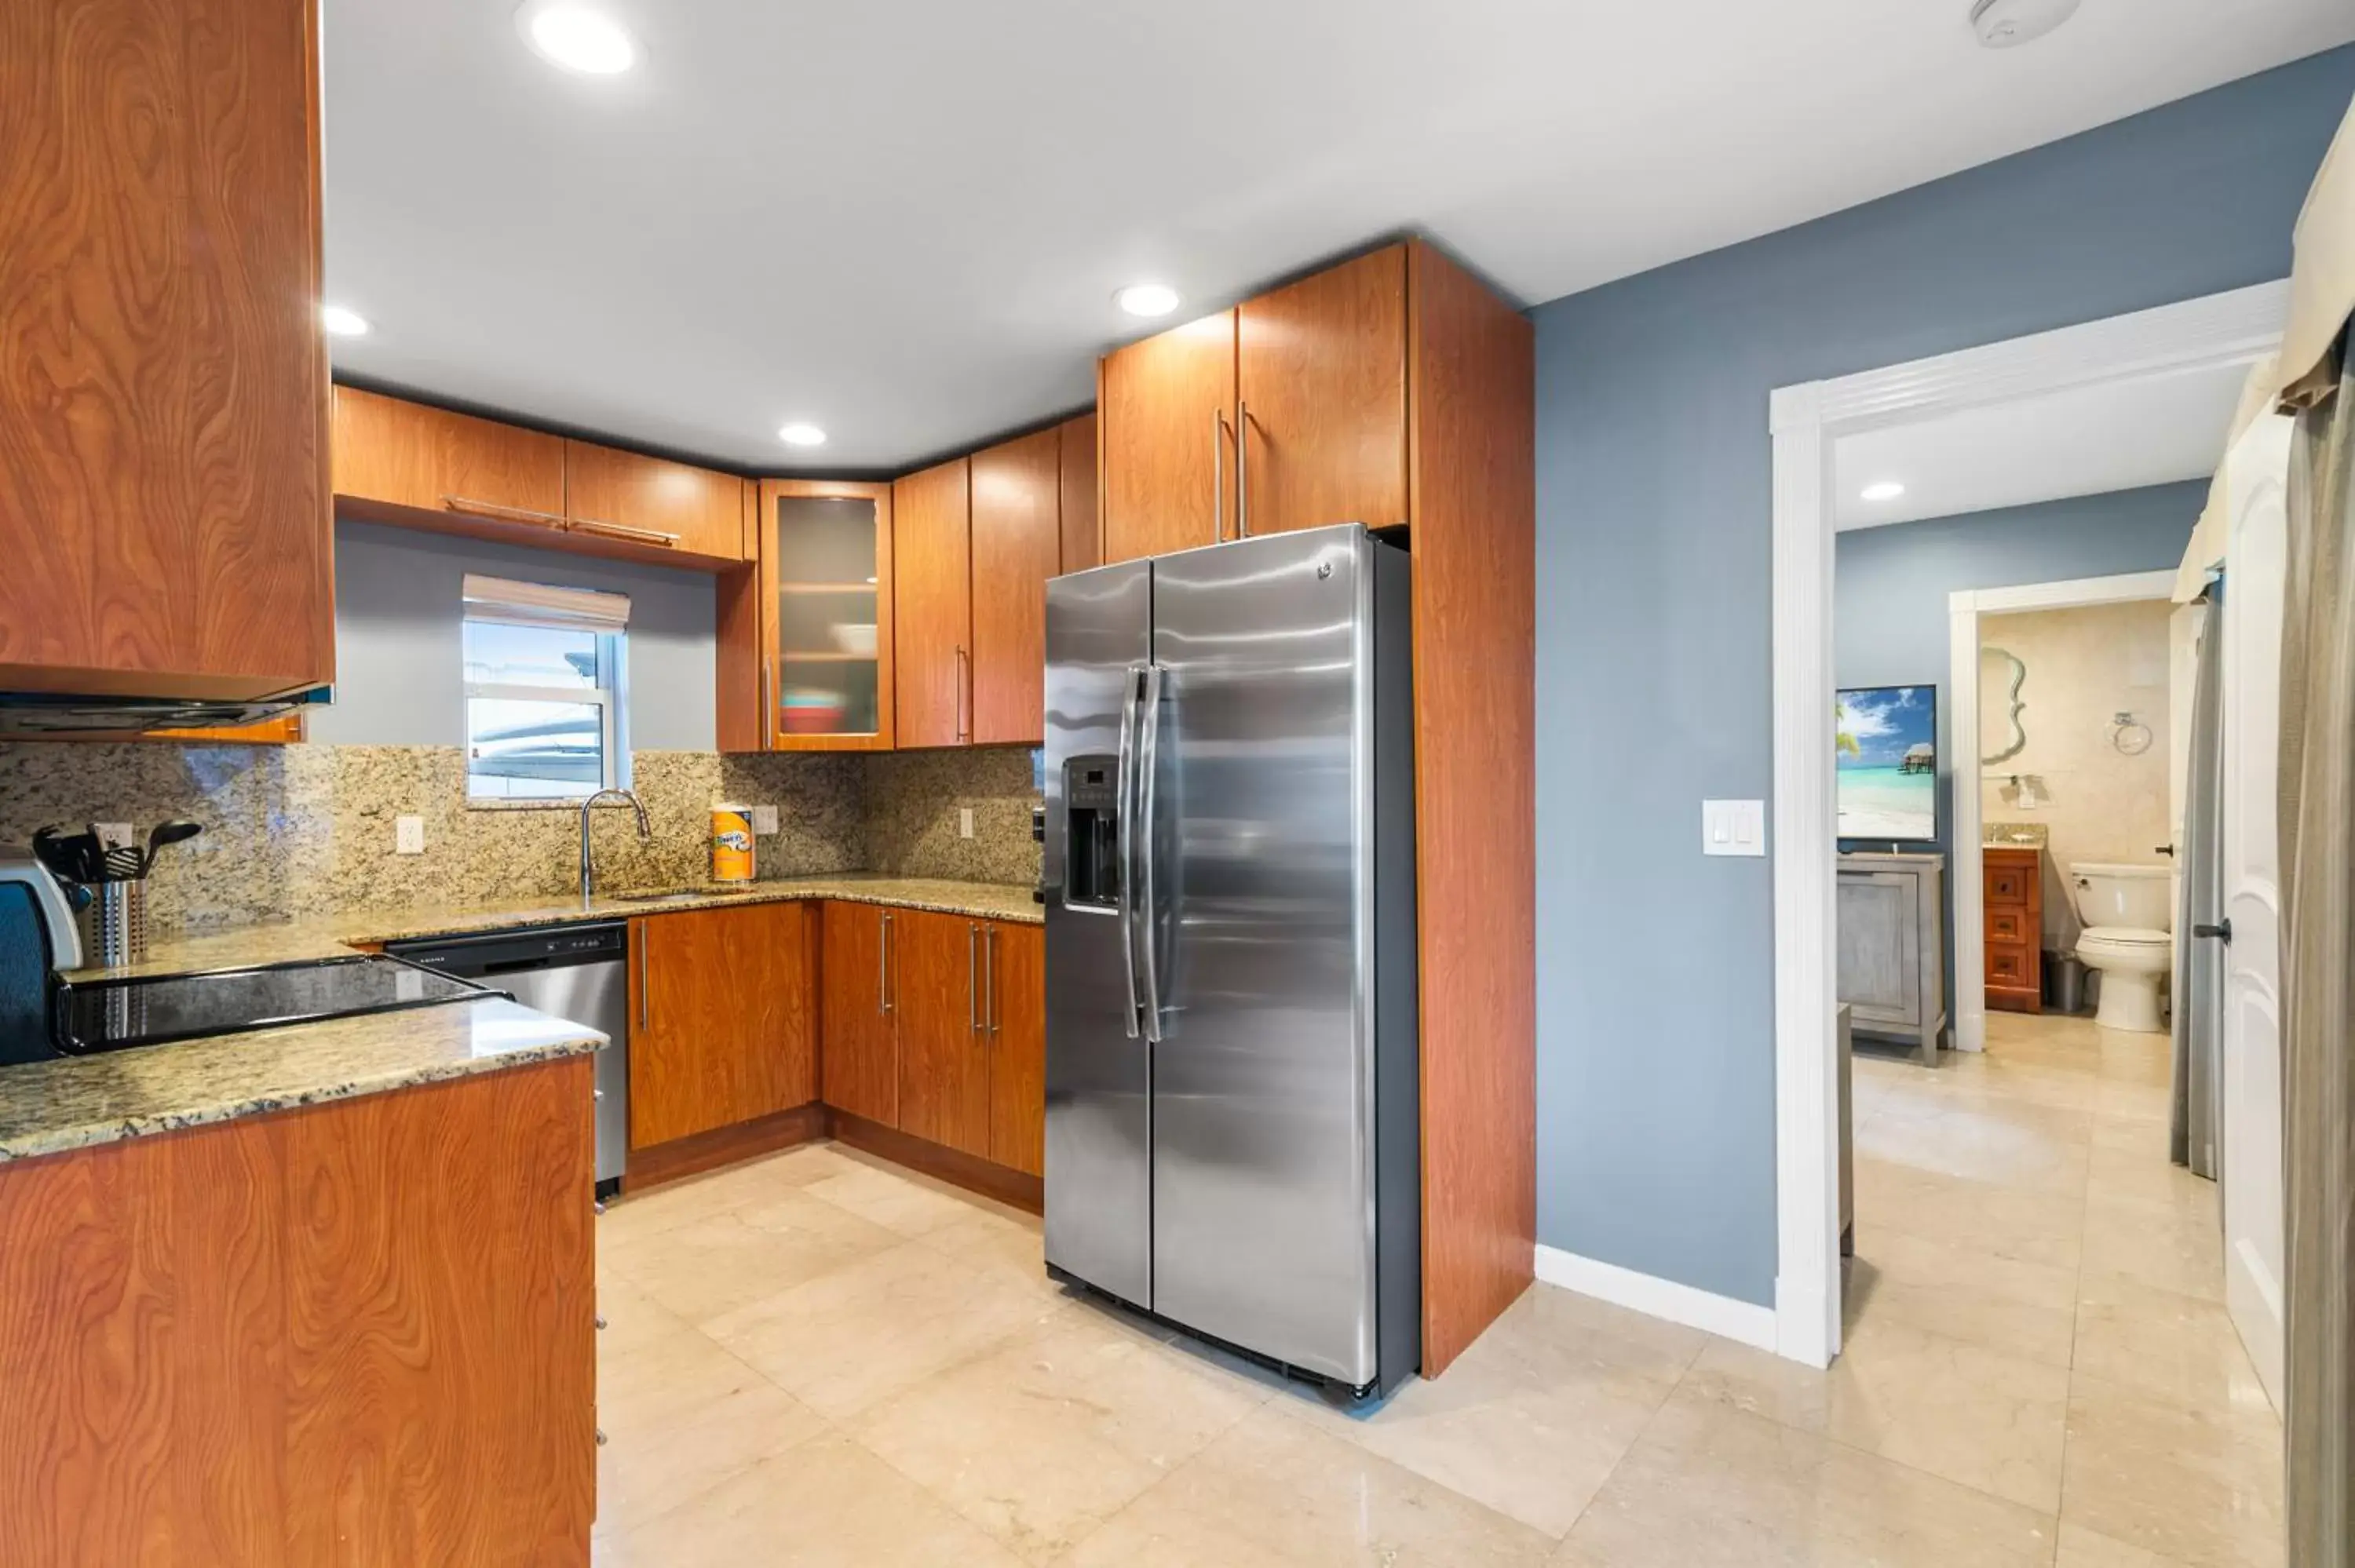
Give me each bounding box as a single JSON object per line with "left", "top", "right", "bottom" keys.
{"left": 1983, "top": 846, "right": 2045, "bottom": 1012}
{"left": 1835, "top": 851, "right": 1947, "bottom": 1063}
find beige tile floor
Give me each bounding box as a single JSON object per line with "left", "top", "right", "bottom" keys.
{"left": 593, "top": 1009, "right": 2282, "bottom": 1566}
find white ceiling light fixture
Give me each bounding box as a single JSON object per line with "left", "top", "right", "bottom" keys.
{"left": 321, "top": 304, "right": 371, "bottom": 337}
{"left": 1115, "top": 283, "right": 1182, "bottom": 319}
{"left": 1969, "top": 0, "right": 2082, "bottom": 49}
{"left": 1860, "top": 480, "right": 1906, "bottom": 502}
{"left": 518, "top": 1, "right": 637, "bottom": 75}
{"left": 777, "top": 422, "right": 827, "bottom": 448}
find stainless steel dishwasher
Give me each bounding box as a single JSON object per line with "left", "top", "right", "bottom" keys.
{"left": 386, "top": 922, "right": 629, "bottom": 1195}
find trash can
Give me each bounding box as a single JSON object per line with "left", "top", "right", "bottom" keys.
{"left": 2046, "top": 951, "right": 2087, "bottom": 1015}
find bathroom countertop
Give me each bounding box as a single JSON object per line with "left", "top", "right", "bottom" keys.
{"left": 0, "top": 997, "right": 602, "bottom": 1165}
{"left": 63, "top": 873, "right": 1043, "bottom": 985}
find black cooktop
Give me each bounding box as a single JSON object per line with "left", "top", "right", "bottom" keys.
{"left": 51, "top": 954, "right": 500, "bottom": 1056}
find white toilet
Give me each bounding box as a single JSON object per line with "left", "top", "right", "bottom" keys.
{"left": 2069, "top": 862, "right": 2173, "bottom": 1033}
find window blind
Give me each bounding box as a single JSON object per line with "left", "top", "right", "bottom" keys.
{"left": 462, "top": 574, "right": 631, "bottom": 633}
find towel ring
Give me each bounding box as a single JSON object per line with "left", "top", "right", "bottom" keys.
{"left": 2110, "top": 712, "right": 2152, "bottom": 757}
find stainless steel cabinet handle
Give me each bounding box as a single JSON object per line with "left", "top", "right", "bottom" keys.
{"left": 761, "top": 655, "right": 775, "bottom": 749}
{"left": 1235, "top": 400, "right": 1251, "bottom": 539}
{"left": 637, "top": 929, "right": 649, "bottom": 1030}
{"left": 986, "top": 925, "right": 999, "bottom": 1035}
{"left": 955, "top": 645, "right": 971, "bottom": 742}
{"left": 1135, "top": 663, "right": 1167, "bottom": 1042}
{"left": 1114, "top": 664, "right": 1145, "bottom": 1039}
{"left": 968, "top": 924, "right": 980, "bottom": 1032}
{"left": 1212, "top": 408, "right": 1229, "bottom": 542}
{"left": 441, "top": 494, "right": 568, "bottom": 529}
{"left": 568, "top": 516, "right": 681, "bottom": 547}
{"left": 878, "top": 910, "right": 893, "bottom": 1014}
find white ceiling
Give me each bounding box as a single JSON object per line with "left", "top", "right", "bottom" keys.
{"left": 1833, "top": 358, "right": 2255, "bottom": 529}
{"left": 319, "top": 0, "right": 2355, "bottom": 472}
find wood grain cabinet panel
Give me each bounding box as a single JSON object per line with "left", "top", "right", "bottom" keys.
{"left": 0, "top": 1059, "right": 595, "bottom": 1566}
{"left": 1058, "top": 412, "right": 1101, "bottom": 574}
{"left": 893, "top": 459, "right": 973, "bottom": 749}
{"left": 893, "top": 911, "right": 991, "bottom": 1158}
{"left": 630, "top": 903, "right": 816, "bottom": 1150}
{"left": 820, "top": 902, "right": 899, "bottom": 1126}
{"left": 0, "top": 0, "right": 333, "bottom": 702}
{"left": 564, "top": 440, "right": 747, "bottom": 563}
{"left": 331, "top": 385, "right": 568, "bottom": 533}
{"left": 1236, "top": 246, "right": 1410, "bottom": 538}
{"left": 1101, "top": 312, "right": 1236, "bottom": 565}
{"left": 970, "top": 428, "right": 1063, "bottom": 745}
{"left": 984, "top": 922, "right": 1045, "bottom": 1177}
{"left": 1983, "top": 848, "right": 2043, "bottom": 1013}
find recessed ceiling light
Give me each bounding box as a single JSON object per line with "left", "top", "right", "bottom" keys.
{"left": 518, "top": 2, "right": 637, "bottom": 75}
{"left": 1860, "top": 481, "right": 1906, "bottom": 502}
{"left": 778, "top": 423, "right": 827, "bottom": 448}
{"left": 1115, "top": 283, "right": 1181, "bottom": 319}
{"left": 321, "top": 304, "right": 370, "bottom": 337}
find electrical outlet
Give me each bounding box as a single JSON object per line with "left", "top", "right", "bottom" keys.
{"left": 751, "top": 804, "right": 780, "bottom": 835}
{"left": 396, "top": 815, "right": 425, "bottom": 855}
{"left": 958, "top": 807, "right": 975, "bottom": 840}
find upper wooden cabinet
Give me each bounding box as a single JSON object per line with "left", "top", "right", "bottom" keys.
{"left": 893, "top": 458, "right": 974, "bottom": 749}
{"left": 1101, "top": 312, "right": 1236, "bottom": 566}
{"left": 970, "top": 428, "right": 1064, "bottom": 745}
{"left": 1235, "top": 246, "right": 1409, "bottom": 538}
{"left": 628, "top": 902, "right": 816, "bottom": 1150}
{"left": 332, "top": 388, "right": 747, "bottom": 567}
{"left": 718, "top": 480, "right": 896, "bottom": 752}
{"left": 1058, "top": 412, "right": 1101, "bottom": 574}
{"left": 563, "top": 439, "right": 747, "bottom": 563}
{"left": 0, "top": 0, "right": 332, "bottom": 702}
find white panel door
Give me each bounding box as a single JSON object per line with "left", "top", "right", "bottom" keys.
{"left": 2218, "top": 410, "right": 2292, "bottom": 1413}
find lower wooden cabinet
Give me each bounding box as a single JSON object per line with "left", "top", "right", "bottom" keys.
{"left": 1984, "top": 847, "right": 2044, "bottom": 1013}
{"left": 820, "top": 902, "right": 899, "bottom": 1124}
{"left": 893, "top": 910, "right": 991, "bottom": 1156}
{"left": 629, "top": 902, "right": 816, "bottom": 1149}
{"left": 984, "top": 922, "right": 1045, "bottom": 1176}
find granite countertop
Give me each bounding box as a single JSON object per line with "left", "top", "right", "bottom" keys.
{"left": 64, "top": 873, "right": 1043, "bottom": 985}
{"left": 0, "top": 997, "right": 602, "bottom": 1164}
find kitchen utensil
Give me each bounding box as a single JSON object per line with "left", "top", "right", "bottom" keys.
{"left": 33, "top": 827, "right": 103, "bottom": 884}
{"left": 139, "top": 819, "right": 203, "bottom": 875}
{"left": 78, "top": 879, "right": 147, "bottom": 965}
{"left": 102, "top": 847, "right": 145, "bottom": 881}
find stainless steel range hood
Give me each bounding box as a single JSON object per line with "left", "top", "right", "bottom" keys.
{"left": 0, "top": 686, "right": 331, "bottom": 736}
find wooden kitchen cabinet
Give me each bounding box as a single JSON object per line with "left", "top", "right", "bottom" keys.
{"left": 971, "top": 428, "right": 1064, "bottom": 745}
{"left": 721, "top": 480, "right": 898, "bottom": 751}
{"left": 892, "top": 911, "right": 991, "bottom": 1158}
{"left": 1101, "top": 312, "right": 1236, "bottom": 565}
{"left": 893, "top": 459, "right": 974, "bottom": 749}
{"left": 0, "top": 0, "right": 333, "bottom": 703}
{"left": 984, "top": 921, "right": 1046, "bottom": 1176}
{"left": 564, "top": 439, "right": 747, "bottom": 563}
{"left": 820, "top": 902, "right": 900, "bottom": 1125}
{"left": 629, "top": 902, "right": 817, "bottom": 1150}
{"left": 1234, "top": 246, "right": 1409, "bottom": 538}
{"left": 1059, "top": 411, "right": 1101, "bottom": 574}
{"left": 332, "top": 385, "right": 569, "bottom": 537}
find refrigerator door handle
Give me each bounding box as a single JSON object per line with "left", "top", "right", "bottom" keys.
{"left": 1134, "top": 662, "right": 1167, "bottom": 1043}
{"left": 1115, "top": 662, "right": 1146, "bottom": 1039}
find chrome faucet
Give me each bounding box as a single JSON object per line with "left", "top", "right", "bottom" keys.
{"left": 579, "top": 788, "right": 652, "bottom": 903}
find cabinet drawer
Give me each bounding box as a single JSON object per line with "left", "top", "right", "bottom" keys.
{"left": 1988, "top": 908, "right": 2030, "bottom": 944}
{"left": 1986, "top": 941, "right": 2036, "bottom": 989}
{"left": 1985, "top": 866, "right": 2031, "bottom": 906}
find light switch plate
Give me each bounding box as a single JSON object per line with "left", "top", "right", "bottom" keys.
{"left": 1702, "top": 800, "right": 1765, "bottom": 857}
{"left": 751, "top": 804, "right": 780, "bottom": 835}
{"left": 958, "top": 807, "right": 975, "bottom": 840}
{"left": 396, "top": 815, "right": 425, "bottom": 855}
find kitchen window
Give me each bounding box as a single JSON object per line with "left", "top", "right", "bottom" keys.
{"left": 461, "top": 574, "right": 630, "bottom": 802}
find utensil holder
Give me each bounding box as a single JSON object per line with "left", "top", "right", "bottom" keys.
{"left": 78, "top": 880, "right": 148, "bottom": 967}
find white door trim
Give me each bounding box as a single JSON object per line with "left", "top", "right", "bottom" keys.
{"left": 1766, "top": 280, "right": 2285, "bottom": 1368}
{"left": 1949, "top": 570, "right": 2178, "bottom": 1054}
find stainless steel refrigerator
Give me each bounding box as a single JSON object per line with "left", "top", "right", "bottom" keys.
{"left": 1042, "top": 522, "right": 1419, "bottom": 1399}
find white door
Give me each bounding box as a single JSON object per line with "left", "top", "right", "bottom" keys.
{"left": 2167, "top": 601, "right": 2207, "bottom": 1005}
{"left": 2218, "top": 410, "right": 2292, "bottom": 1413}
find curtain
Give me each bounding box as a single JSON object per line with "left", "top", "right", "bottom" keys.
{"left": 2281, "top": 334, "right": 2354, "bottom": 1568}
{"left": 2171, "top": 589, "right": 2223, "bottom": 1178}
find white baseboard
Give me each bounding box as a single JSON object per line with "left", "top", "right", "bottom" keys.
{"left": 1533, "top": 1244, "right": 1780, "bottom": 1353}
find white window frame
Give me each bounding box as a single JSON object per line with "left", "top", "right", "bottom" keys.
{"left": 460, "top": 576, "right": 632, "bottom": 804}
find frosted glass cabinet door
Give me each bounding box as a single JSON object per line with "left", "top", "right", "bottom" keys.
{"left": 756, "top": 480, "right": 896, "bottom": 749}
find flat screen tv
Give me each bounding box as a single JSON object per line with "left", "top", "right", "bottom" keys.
{"left": 1837, "top": 684, "right": 1937, "bottom": 843}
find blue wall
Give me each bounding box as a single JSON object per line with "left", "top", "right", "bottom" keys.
{"left": 1834, "top": 481, "right": 2206, "bottom": 1011}
{"left": 1530, "top": 46, "right": 2355, "bottom": 1307}
{"left": 310, "top": 520, "right": 719, "bottom": 753}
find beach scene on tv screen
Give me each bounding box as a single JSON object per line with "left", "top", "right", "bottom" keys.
{"left": 1838, "top": 686, "right": 1937, "bottom": 841}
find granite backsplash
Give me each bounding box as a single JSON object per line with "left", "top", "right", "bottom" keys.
{"left": 0, "top": 741, "right": 1040, "bottom": 935}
